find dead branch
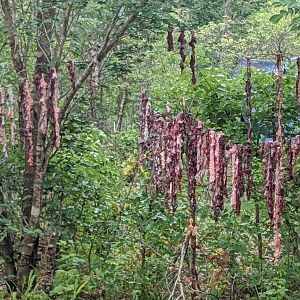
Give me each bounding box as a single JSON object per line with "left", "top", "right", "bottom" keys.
{"left": 168, "top": 230, "right": 191, "bottom": 300}
{"left": 54, "top": 0, "right": 74, "bottom": 62}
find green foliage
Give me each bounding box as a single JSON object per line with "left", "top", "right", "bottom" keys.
{"left": 200, "top": 4, "right": 300, "bottom": 69}
{"left": 271, "top": 1, "right": 300, "bottom": 32}
{"left": 257, "top": 275, "right": 288, "bottom": 299}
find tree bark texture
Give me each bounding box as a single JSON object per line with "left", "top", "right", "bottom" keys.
{"left": 116, "top": 88, "right": 128, "bottom": 131}
{"left": 0, "top": 185, "right": 17, "bottom": 290}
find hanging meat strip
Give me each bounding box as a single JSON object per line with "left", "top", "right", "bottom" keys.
{"left": 292, "top": 135, "right": 300, "bottom": 177}
{"left": 67, "top": 60, "right": 76, "bottom": 93}
{"left": 244, "top": 145, "right": 252, "bottom": 200}
{"left": 196, "top": 122, "right": 206, "bottom": 187}
{"left": 186, "top": 114, "right": 197, "bottom": 222}
{"left": 213, "top": 133, "right": 226, "bottom": 219}
{"left": 36, "top": 76, "right": 48, "bottom": 136}
{"left": 285, "top": 138, "right": 293, "bottom": 181}
{"left": 296, "top": 57, "right": 300, "bottom": 108}
{"left": 24, "top": 81, "right": 34, "bottom": 166}
{"left": 273, "top": 53, "right": 285, "bottom": 265}
{"left": 0, "top": 87, "right": 8, "bottom": 158}
{"left": 49, "top": 68, "right": 61, "bottom": 148}
{"left": 163, "top": 106, "right": 177, "bottom": 211}
{"left": 149, "top": 112, "right": 164, "bottom": 191}
{"left": 261, "top": 142, "right": 277, "bottom": 221}
{"left": 205, "top": 129, "right": 210, "bottom": 176}
{"left": 260, "top": 141, "right": 266, "bottom": 176}
{"left": 223, "top": 149, "right": 229, "bottom": 199}
{"left": 18, "top": 80, "right": 26, "bottom": 148}
{"left": 189, "top": 31, "right": 197, "bottom": 85}
{"left": 178, "top": 30, "right": 187, "bottom": 73}
{"left": 167, "top": 27, "right": 174, "bottom": 51}
{"left": 229, "top": 144, "right": 244, "bottom": 214}
{"left": 173, "top": 113, "right": 185, "bottom": 194}
{"left": 229, "top": 144, "right": 238, "bottom": 212}
{"left": 208, "top": 130, "right": 216, "bottom": 193}
{"left": 7, "top": 85, "right": 16, "bottom": 146}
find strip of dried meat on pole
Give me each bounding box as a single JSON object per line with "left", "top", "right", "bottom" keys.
{"left": 49, "top": 68, "right": 61, "bottom": 148}
{"left": 189, "top": 31, "right": 197, "bottom": 85}
{"left": 138, "top": 94, "right": 184, "bottom": 212}
{"left": 173, "top": 113, "right": 185, "bottom": 194}
{"left": 167, "top": 27, "right": 174, "bottom": 51}
{"left": 296, "top": 57, "right": 300, "bottom": 108}
{"left": 35, "top": 76, "right": 48, "bottom": 136}
{"left": 163, "top": 106, "right": 176, "bottom": 211}
{"left": 292, "top": 135, "right": 300, "bottom": 177}
{"left": 229, "top": 144, "right": 244, "bottom": 215}
{"left": 213, "top": 133, "right": 226, "bottom": 219}
{"left": 149, "top": 112, "right": 165, "bottom": 192}
{"left": 0, "top": 86, "right": 8, "bottom": 158}
{"left": 208, "top": 130, "right": 216, "bottom": 194}
{"left": 192, "top": 124, "right": 227, "bottom": 219}
{"left": 205, "top": 129, "right": 211, "bottom": 179}
{"left": 196, "top": 122, "right": 206, "bottom": 187}
{"left": 186, "top": 113, "right": 197, "bottom": 225}
{"left": 223, "top": 148, "right": 229, "bottom": 199}
{"left": 178, "top": 30, "right": 187, "bottom": 73}
{"left": 24, "top": 80, "right": 34, "bottom": 165}
{"left": 67, "top": 60, "right": 76, "bottom": 93}
{"left": 285, "top": 138, "right": 293, "bottom": 181}
{"left": 261, "top": 142, "right": 277, "bottom": 221}
{"left": 273, "top": 53, "right": 285, "bottom": 265}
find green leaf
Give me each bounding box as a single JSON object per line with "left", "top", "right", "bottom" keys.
{"left": 272, "top": 1, "right": 284, "bottom": 8}
{"left": 269, "top": 14, "right": 284, "bottom": 23}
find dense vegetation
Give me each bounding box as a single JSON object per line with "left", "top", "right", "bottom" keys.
{"left": 0, "top": 0, "right": 299, "bottom": 299}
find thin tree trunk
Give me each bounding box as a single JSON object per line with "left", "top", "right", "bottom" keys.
{"left": 190, "top": 233, "right": 197, "bottom": 299}
{"left": 22, "top": 153, "right": 36, "bottom": 224}
{"left": 17, "top": 141, "right": 49, "bottom": 287}
{"left": 115, "top": 88, "right": 128, "bottom": 132}
{"left": 90, "top": 96, "right": 97, "bottom": 119}
{"left": 0, "top": 231, "right": 16, "bottom": 290}
{"left": 97, "top": 85, "right": 104, "bottom": 128}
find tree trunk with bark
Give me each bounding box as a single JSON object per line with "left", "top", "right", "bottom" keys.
{"left": 0, "top": 184, "right": 17, "bottom": 290}
{"left": 115, "top": 87, "right": 128, "bottom": 132}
